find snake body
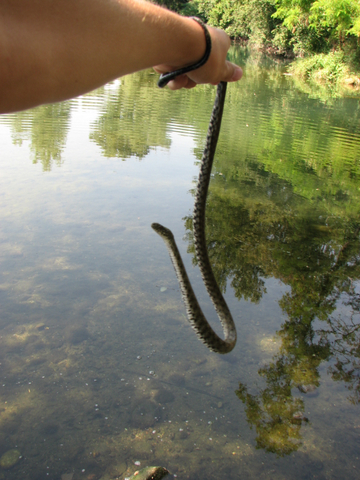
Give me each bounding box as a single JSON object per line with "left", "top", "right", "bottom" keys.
{"left": 152, "top": 81, "right": 237, "bottom": 354}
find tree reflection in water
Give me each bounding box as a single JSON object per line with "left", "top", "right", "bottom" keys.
{"left": 184, "top": 153, "right": 360, "bottom": 455}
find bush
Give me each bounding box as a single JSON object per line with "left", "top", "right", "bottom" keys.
{"left": 289, "top": 51, "right": 349, "bottom": 83}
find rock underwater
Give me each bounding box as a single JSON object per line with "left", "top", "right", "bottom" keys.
{"left": 127, "top": 465, "right": 169, "bottom": 480}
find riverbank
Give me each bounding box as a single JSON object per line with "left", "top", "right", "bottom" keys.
{"left": 241, "top": 44, "right": 360, "bottom": 98}
{"left": 287, "top": 51, "right": 360, "bottom": 92}
{"left": 175, "top": 0, "right": 360, "bottom": 95}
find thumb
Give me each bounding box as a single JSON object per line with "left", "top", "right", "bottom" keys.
{"left": 223, "top": 62, "right": 243, "bottom": 83}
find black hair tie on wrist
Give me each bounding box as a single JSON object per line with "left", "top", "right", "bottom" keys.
{"left": 157, "top": 17, "right": 212, "bottom": 88}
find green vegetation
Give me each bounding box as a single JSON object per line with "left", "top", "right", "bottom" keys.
{"left": 288, "top": 50, "right": 360, "bottom": 95}
{"left": 157, "top": 0, "right": 360, "bottom": 90}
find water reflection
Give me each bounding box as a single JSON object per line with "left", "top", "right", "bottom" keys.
{"left": 183, "top": 133, "right": 360, "bottom": 455}
{"left": 1, "top": 103, "right": 71, "bottom": 170}
{"left": 1, "top": 51, "right": 359, "bottom": 171}
{"left": 0, "top": 49, "right": 360, "bottom": 479}
{"left": 89, "top": 73, "right": 171, "bottom": 159}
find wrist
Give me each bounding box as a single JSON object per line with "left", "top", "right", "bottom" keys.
{"left": 175, "top": 16, "right": 207, "bottom": 68}
{"left": 158, "top": 17, "right": 211, "bottom": 88}
{"left": 149, "top": 10, "right": 207, "bottom": 69}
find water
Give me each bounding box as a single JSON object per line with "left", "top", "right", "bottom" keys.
{"left": 0, "top": 51, "right": 360, "bottom": 480}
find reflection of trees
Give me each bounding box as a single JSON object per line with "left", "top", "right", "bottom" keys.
{"left": 192, "top": 172, "right": 360, "bottom": 453}
{"left": 236, "top": 379, "right": 306, "bottom": 456}
{"left": 29, "top": 103, "right": 72, "bottom": 170}
{"left": 0, "top": 102, "right": 72, "bottom": 171}
{"left": 194, "top": 170, "right": 360, "bottom": 449}
{"left": 318, "top": 292, "right": 360, "bottom": 405}
{"left": 89, "top": 72, "right": 172, "bottom": 159}
{"left": 183, "top": 74, "right": 360, "bottom": 453}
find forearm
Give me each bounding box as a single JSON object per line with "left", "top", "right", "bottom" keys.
{"left": 0, "top": 0, "right": 206, "bottom": 112}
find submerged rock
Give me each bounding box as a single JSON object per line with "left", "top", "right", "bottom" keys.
{"left": 153, "top": 388, "right": 175, "bottom": 404}
{"left": 291, "top": 411, "right": 309, "bottom": 424}
{"left": 67, "top": 326, "right": 90, "bottom": 345}
{"left": 297, "top": 384, "right": 318, "bottom": 396}
{"left": 128, "top": 466, "right": 169, "bottom": 480}
{"left": 0, "top": 449, "right": 21, "bottom": 469}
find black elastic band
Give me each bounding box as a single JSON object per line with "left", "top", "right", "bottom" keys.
{"left": 157, "top": 17, "right": 212, "bottom": 88}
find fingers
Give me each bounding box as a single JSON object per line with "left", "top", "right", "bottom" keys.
{"left": 206, "top": 62, "right": 243, "bottom": 85}
{"left": 224, "top": 62, "right": 243, "bottom": 83}
{"left": 204, "top": 27, "right": 242, "bottom": 84}
{"left": 166, "top": 74, "right": 197, "bottom": 90}
{"left": 155, "top": 63, "right": 242, "bottom": 90}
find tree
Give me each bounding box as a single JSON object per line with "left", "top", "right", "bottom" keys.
{"left": 310, "top": 0, "right": 360, "bottom": 44}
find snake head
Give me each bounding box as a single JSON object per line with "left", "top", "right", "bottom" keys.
{"left": 151, "top": 223, "right": 175, "bottom": 242}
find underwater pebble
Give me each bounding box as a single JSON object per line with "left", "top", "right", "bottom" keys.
{"left": 128, "top": 466, "right": 169, "bottom": 480}
{"left": 61, "top": 474, "right": 74, "bottom": 480}
{"left": 298, "top": 384, "right": 318, "bottom": 396}
{"left": 160, "top": 287, "right": 167, "bottom": 292}
{"left": 0, "top": 449, "right": 21, "bottom": 469}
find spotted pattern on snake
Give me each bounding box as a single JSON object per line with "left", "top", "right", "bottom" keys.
{"left": 152, "top": 82, "right": 237, "bottom": 354}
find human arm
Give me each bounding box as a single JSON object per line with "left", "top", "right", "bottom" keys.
{"left": 0, "top": 0, "right": 242, "bottom": 113}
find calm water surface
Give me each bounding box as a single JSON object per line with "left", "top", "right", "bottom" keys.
{"left": 0, "top": 50, "right": 360, "bottom": 480}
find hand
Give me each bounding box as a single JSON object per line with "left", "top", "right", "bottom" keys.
{"left": 153, "top": 25, "right": 242, "bottom": 90}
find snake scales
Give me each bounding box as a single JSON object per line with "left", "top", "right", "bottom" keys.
{"left": 152, "top": 18, "right": 236, "bottom": 354}
{"left": 152, "top": 81, "right": 236, "bottom": 354}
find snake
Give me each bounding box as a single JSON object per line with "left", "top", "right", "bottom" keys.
{"left": 151, "top": 19, "right": 237, "bottom": 354}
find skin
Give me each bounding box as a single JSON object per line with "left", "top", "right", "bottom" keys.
{"left": 0, "top": 0, "right": 242, "bottom": 113}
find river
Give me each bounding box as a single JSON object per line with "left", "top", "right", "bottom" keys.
{"left": 0, "top": 48, "right": 359, "bottom": 480}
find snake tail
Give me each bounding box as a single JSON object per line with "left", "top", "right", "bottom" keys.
{"left": 151, "top": 223, "right": 235, "bottom": 354}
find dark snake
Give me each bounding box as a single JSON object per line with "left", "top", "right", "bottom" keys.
{"left": 151, "top": 19, "right": 237, "bottom": 354}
